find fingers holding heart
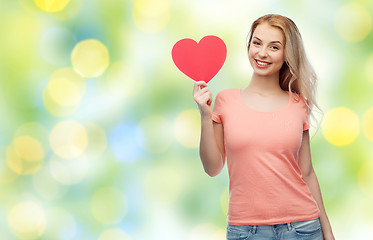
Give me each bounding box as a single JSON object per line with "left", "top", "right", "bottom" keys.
{"left": 194, "top": 86, "right": 212, "bottom": 107}
{"left": 192, "top": 81, "right": 213, "bottom": 116}
{"left": 193, "top": 81, "right": 207, "bottom": 95}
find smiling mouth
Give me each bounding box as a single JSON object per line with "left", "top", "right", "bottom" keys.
{"left": 255, "top": 59, "right": 271, "bottom": 67}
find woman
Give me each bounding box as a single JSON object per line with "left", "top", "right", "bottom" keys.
{"left": 193, "top": 14, "right": 335, "bottom": 240}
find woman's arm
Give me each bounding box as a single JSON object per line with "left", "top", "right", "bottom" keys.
{"left": 193, "top": 81, "right": 225, "bottom": 177}
{"left": 298, "top": 130, "right": 335, "bottom": 240}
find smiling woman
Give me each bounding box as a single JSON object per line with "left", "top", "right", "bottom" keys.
{"left": 248, "top": 25, "right": 285, "bottom": 76}
{"left": 192, "top": 14, "right": 335, "bottom": 240}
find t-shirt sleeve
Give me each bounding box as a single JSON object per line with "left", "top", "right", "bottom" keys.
{"left": 303, "top": 101, "right": 310, "bottom": 131}
{"left": 212, "top": 91, "right": 224, "bottom": 123}
{"left": 303, "top": 114, "right": 310, "bottom": 131}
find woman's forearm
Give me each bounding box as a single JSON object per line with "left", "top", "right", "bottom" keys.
{"left": 303, "top": 170, "right": 335, "bottom": 240}
{"left": 199, "top": 115, "right": 224, "bottom": 177}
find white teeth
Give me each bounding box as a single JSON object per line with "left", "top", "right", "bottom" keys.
{"left": 256, "top": 60, "right": 270, "bottom": 66}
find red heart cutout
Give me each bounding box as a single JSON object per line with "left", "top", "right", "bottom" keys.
{"left": 172, "top": 35, "right": 227, "bottom": 83}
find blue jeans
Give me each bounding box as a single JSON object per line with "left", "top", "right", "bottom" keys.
{"left": 227, "top": 218, "right": 323, "bottom": 240}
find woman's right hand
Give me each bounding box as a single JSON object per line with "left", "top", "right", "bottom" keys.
{"left": 193, "top": 81, "right": 213, "bottom": 118}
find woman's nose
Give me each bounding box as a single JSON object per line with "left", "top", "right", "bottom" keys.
{"left": 258, "top": 47, "right": 268, "bottom": 58}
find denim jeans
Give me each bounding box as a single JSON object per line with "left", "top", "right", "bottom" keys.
{"left": 226, "top": 218, "right": 323, "bottom": 240}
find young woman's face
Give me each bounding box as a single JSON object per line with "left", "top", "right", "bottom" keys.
{"left": 248, "top": 23, "right": 285, "bottom": 77}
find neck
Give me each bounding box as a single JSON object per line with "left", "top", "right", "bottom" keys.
{"left": 245, "top": 73, "right": 283, "bottom": 95}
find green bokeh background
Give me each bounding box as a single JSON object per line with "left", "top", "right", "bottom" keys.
{"left": 0, "top": 0, "right": 373, "bottom": 239}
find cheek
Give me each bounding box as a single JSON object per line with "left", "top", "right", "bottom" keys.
{"left": 248, "top": 45, "right": 255, "bottom": 58}
{"left": 273, "top": 52, "right": 285, "bottom": 63}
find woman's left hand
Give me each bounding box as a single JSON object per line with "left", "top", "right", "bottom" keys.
{"left": 323, "top": 232, "right": 335, "bottom": 240}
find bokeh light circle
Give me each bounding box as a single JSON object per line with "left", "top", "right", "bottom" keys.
{"left": 43, "top": 68, "right": 86, "bottom": 117}
{"left": 34, "top": 0, "right": 71, "bottom": 13}
{"left": 8, "top": 201, "right": 46, "bottom": 240}
{"left": 6, "top": 137, "right": 44, "bottom": 175}
{"left": 42, "top": 89, "right": 77, "bottom": 117}
{"left": 362, "top": 107, "right": 373, "bottom": 142}
{"left": 98, "top": 229, "right": 131, "bottom": 240}
{"left": 132, "top": 0, "right": 170, "bottom": 33}
{"left": 322, "top": 107, "right": 360, "bottom": 146}
{"left": 48, "top": 77, "right": 84, "bottom": 107}
{"left": 334, "top": 3, "right": 372, "bottom": 42}
{"left": 71, "top": 39, "right": 110, "bottom": 78}
{"left": 6, "top": 123, "right": 48, "bottom": 176}
{"left": 50, "top": 120, "right": 88, "bottom": 159}
{"left": 13, "top": 136, "right": 44, "bottom": 162}
{"left": 6, "top": 146, "right": 24, "bottom": 175}
{"left": 90, "top": 187, "right": 127, "bottom": 225}
{"left": 143, "top": 166, "right": 182, "bottom": 204}
{"left": 173, "top": 109, "right": 201, "bottom": 148}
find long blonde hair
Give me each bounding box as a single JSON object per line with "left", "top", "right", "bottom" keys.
{"left": 247, "top": 14, "right": 321, "bottom": 127}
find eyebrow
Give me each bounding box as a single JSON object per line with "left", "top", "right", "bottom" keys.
{"left": 253, "top": 37, "right": 283, "bottom": 45}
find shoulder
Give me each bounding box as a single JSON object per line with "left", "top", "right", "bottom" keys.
{"left": 215, "top": 88, "right": 239, "bottom": 99}
{"left": 212, "top": 89, "right": 239, "bottom": 116}
{"left": 214, "top": 89, "right": 239, "bottom": 105}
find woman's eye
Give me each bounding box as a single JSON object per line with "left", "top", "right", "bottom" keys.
{"left": 253, "top": 41, "right": 260, "bottom": 45}
{"left": 271, "top": 46, "right": 279, "bottom": 50}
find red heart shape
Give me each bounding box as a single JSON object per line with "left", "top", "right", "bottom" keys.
{"left": 172, "top": 35, "right": 227, "bottom": 83}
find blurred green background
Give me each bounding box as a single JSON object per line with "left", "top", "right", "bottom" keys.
{"left": 0, "top": 0, "right": 372, "bottom": 239}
